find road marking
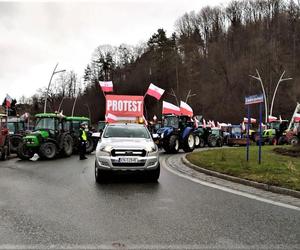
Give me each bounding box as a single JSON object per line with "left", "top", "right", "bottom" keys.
{"left": 162, "top": 157, "right": 300, "bottom": 212}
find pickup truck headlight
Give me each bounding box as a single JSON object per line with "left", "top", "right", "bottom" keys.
{"left": 100, "top": 145, "right": 113, "bottom": 153}
{"left": 145, "top": 144, "right": 157, "bottom": 153}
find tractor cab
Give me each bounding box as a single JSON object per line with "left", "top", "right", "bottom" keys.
{"left": 65, "top": 116, "right": 96, "bottom": 154}
{"left": 7, "top": 117, "right": 26, "bottom": 135}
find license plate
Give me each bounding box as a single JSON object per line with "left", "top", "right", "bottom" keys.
{"left": 119, "top": 158, "right": 138, "bottom": 163}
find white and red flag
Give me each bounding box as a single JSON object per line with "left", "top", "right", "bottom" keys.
{"left": 99, "top": 81, "right": 113, "bottom": 92}
{"left": 243, "top": 117, "right": 256, "bottom": 123}
{"left": 268, "top": 115, "right": 277, "bottom": 122}
{"left": 162, "top": 101, "right": 180, "bottom": 115}
{"left": 180, "top": 101, "right": 193, "bottom": 117}
{"left": 106, "top": 113, "right": 118, "bottom": 123}
{"left": 146, "top": 83, "right": 165, "bottom": 100}
{"left": 5, "top": 94, "right": 12, "bottom": 108}
{"left": 202, "top": 119, "right": 207, "bottom": 128}
{"left": 294, "top": 113, "right": 300, "bottom": 122}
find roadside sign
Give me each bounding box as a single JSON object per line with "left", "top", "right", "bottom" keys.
{"left": 245, "top": 93, "right": 264, "bottom": 164}
{"left": 245, "top": 94, "right": 264, "bottom": 105}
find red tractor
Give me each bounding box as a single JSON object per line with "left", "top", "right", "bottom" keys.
{"left": 0, "top": 114, "right": 10, "bottom": 160}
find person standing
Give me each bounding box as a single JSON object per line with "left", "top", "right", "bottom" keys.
{"left": 79, "top": 123, "right": 87, "bottom": 160}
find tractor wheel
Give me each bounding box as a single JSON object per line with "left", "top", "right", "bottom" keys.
{"left": 60, "top": 134, "right": 73, "bottom": 157}
{"left": 10, "top": 135, "right": 23, "bottom": 153}
{"left": 85, "top": 137, "right": 94, "bottom": 154}
{"left": 17, "top": 142, "right": 34, "bottom": 160}
{"left": 183, "top": 133, "right": 195, "bottom": 152}
{"left": 217, "top": 138, "right": 223, "bottom": 147}
{"left": 208, "top": 135, "right": 217, "bottom": 147}
{"left": 194, "top": 135, "right": 200, "bottom": 148}
{"left": 199, "top": 138, "right": 205, "bottom": 148}
{"left": 278, "top": 136, "right": 286, "bottom": 145}
{"left": 163, "top": 135, "right": 179, "bottom": 154}
{"left": 39, "top": 142, "right": 57, "bottom": 160}
{"left": 290, "top": 136, "right": 299, "bottom": 146}
{"left": 0, "top": 146, "right": 8, "bottom": 161}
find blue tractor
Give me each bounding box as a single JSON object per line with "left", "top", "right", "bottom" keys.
{"left": 156, "top": 115, "right": 195, "bottom": 153}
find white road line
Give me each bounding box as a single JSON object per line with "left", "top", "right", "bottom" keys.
{"left": 162, "top": 158, "right": 300, "bottom": 212}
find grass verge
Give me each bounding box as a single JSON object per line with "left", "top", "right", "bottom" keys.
{"left": 186, "top": 146, "right": 300, "bottom": 191}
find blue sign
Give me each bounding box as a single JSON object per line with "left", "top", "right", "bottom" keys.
{"left": 245, "top": 94, "right": 264, "bottom": 105}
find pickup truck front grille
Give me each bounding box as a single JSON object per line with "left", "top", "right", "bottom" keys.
{"left": 111, "top": 149, "right": 146, "bottom": 157}
{"left": 112, "top": 162, "right": 145, "bottom": 167}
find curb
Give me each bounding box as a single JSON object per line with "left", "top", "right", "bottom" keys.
{"left": 181, "top": 155, "right": 300, "bottom": 199}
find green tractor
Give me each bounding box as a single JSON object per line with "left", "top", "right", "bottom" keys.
{"left": 17, "top": 113, "right": 73, "bottom": 160}
{"left": 65, "top": 116, "right": 96, "bottom": 154}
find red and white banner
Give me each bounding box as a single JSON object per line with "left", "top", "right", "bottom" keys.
{"left": 243, "top": 117, "right": 256, "bottom": 123}
{"left": 268, "top": 115, "right": 277, "bottom": 122}
{"left": 106, "top": 95, "right": 144, "bottom": 117}
{"left": 106, "top": 113, "right": 118, "bottom": 123}
{"left": 5, "top": 94, "right": 12, "bottom": 108}
{"left": 180, "top": 101, "right": 193, "bottom": 117}
{"left": 99, "top": 81, "right": 113, "bottom": 92}
{"left": 146, "top": 83, "right": 165, "bottom": 100}
{"left": 162, "top": 101, "right": 180, "bottom": 115}
{"left": 202, "top": 119, "right": 207, "bottom": 128}
{"left": 294, "top": 113, "right": 300, "bottom": 122}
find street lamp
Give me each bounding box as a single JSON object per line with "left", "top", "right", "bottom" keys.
{"left": 43, "top": 63, "right": 66, "bottom": 113}
{"left": 249, "top": 69, "right": 268, "bottom": 123}
{"left": 269, "top": 71, "right": 292, "bottom": 116}
{"left": 57, "top": 96, "right": 68, "bottom": 112}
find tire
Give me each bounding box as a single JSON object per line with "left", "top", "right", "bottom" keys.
{"left": 147, "top": 163, "right": 160, "bottom": 182}
{"left": 278, "top": 136, "right": 286, "bottom": 145}
{"left": 39, "top": 141, "right": 57, "bottom": 159}
{"left": 163, "top": 135, "right": 179, "bottom": 154}
{"left": 194, "top": 135, "right": 200, "bottom": 148}
{"left": 95, "top": 164, "right": 110, "bottom": 183}
{"left": 182, "top": 132, "right": 195, "bottom": 152}
{"left": 290, "top": 136, "right": 299, "bottom": 146}
{"left": 199, "top": 138, "right": 205, "bottom": 148}
{"left": 0, "top": 146, "right": 8, "bottom": 161}
{"left": 17, "top": 141, "right": 35, "bottom": 160}
{"left": 208, "top": 135, "right": 217, "bottom": 147}
{"left": 217, "top": 138, "right": 223, "bottom": 147}
{"left": 85, "top": 137, "right": 94, "bottom": 154}
{"left": 10, "top": 135, "right": 23, "bottom": 153}
{"left": 60, "top": 133, "right": 73, "bottom": 157}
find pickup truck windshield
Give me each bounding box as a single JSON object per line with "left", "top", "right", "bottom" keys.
{"left": 104, "top": 125, "right": 150, "bottom": 139}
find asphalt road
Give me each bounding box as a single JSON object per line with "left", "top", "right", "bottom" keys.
{"left": 0, "top": 153, "right": 299, "bottom": 249}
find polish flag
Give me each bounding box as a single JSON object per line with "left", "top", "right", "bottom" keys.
{"left": 294, "top": 113, "right": 300, "bottom": 122}
{"left": 243, "top": 117, "right": 256, "bottom": 123}
{"left": 202, "top": 119, "right": 207, "bottom": 128}
{"left": 194, "top": 117, "right": 199, "bottom": 128}
{"left": 217, "top": 122, "right": 221, "bottom": 129}
{"left": 241, "top": 122, "right": 246, "bottom": 131}
{"left": 146, "top": 83, "right": 165, "bottom": 100}
{"left": 162, "top": 101, "right": 180, "bottom": 115}
{"left": 211, "top": 120, "right": 216, "bottom": 128}
{"left": 5, "top": 94, "right": 12, "bottom": 108}
{"left": 106, "top": 113, "right": 118, "bottom": 123}
{"left": 180, "top": 101, "right": 193, "bottom": 117}
{"left": 268, "top": 115, "right": 277, "bottom": 122}
{"left": 143, "top": 115, "right": 148, "bottom": 126}
{"left": 99, "top": 81, "right": 113, "bottom": 92}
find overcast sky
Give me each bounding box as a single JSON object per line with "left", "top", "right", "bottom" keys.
{"left": 0, "top": 0, "right": 230, "bottom": 102}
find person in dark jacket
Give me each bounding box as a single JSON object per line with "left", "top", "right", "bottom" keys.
{"left": 79, "top": 122, "right": 87, "bottom": 160}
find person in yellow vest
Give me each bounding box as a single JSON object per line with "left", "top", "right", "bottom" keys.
{"left": 79, "top": 122, "right": 88, "bottom": 160}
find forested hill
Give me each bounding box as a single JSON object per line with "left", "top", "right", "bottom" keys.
{"left": 26, "top": 0, "right": 300, "bottom": 124}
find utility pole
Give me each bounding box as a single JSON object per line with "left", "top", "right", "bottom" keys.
{"left": 44, "top": 63, "right": 66, "bottom": 113}
{"left": 57, "top": 96, "right": 67, "bottom": 112}
{"left": 71, "top": 95, "right": 78, "bottom": 116}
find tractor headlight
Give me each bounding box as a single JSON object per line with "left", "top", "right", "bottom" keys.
{"left": 160, "top": 133, "right": 164, "bottom": 139}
